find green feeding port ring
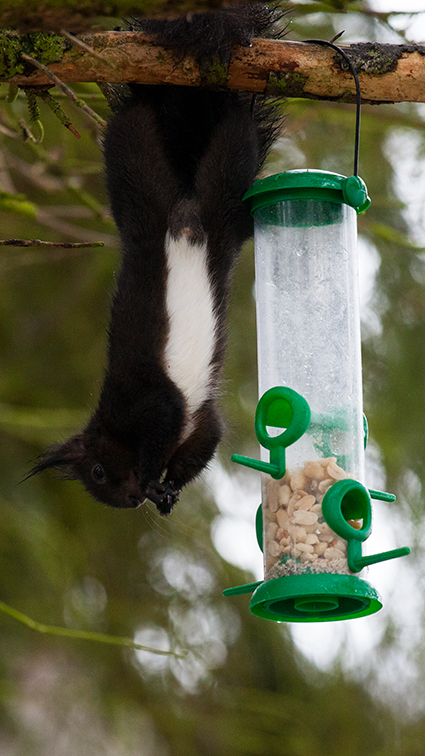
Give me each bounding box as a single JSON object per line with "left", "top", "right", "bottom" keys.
{"left": 321, "top": 479, "right": 410, "bottom": 573}
{"left": 243, "top": 169, "right": 371, "bottom": 217}
{"left": 231, "top": 386, "right": 311, "bottom": 479}
{"left": 255, "top": 386, "right": 311, "bottom": 450}
{"left": 322, "top": 478, "right": 372, "bottom": 543}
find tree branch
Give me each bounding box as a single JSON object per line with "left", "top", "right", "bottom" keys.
{"left": 0, "top": 239, "right": 105, "bottom": 247}
{"left": 1, "top": 33, "right": 425, "bottom": 104}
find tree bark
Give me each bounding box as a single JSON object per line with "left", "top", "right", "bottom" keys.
{"left": 2, "top": 34, "right": 425, "bottom": 104}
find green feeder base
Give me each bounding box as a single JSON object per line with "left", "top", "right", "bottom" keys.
{"left": 249, "top": 573, "right": 382, "bottom": 623}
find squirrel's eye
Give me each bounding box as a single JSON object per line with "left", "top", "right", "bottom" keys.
{"left": 92, "top": 464, "right": 105, "bottom": 482}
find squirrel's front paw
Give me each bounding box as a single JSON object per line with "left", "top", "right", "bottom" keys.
{"left": 146, "top": 480, "right": 180, "bottom": 515}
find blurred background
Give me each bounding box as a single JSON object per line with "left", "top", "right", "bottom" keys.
{"left": 0, "top": 1, "right": 425, "bottom": 753}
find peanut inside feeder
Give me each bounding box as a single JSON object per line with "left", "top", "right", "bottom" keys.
{"left": 263, "top": 458, "right": 350, "bottom": 581}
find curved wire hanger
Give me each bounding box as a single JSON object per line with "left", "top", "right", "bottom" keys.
{"left": 303, "top": 35, "right": 361, "bottom": 177}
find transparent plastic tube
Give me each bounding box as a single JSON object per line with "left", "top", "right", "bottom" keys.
{"left": 253, "top": 197, "right": 364, "bottom": 580}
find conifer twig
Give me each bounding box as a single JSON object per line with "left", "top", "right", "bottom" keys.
{"left": 60, "top": 29, "right": 116, "bottom": 69}
{"left": 0, "top": 599, "right": 187, "bottom": 658}
{"left": 20, "top": 53, "right": 106, "bottom": 130}
{"left": 0, "top": 239, "right": 105, "bottom": 248}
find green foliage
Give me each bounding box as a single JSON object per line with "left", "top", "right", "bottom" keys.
{"left": 0, "top": 31, "right": 25, "bottom": 78}
{"left": 0, "top": 30, "right": 66, "bottom": 77}
{"left": 24, "top": 32, "right": 67, "bottom": 65}
{"left": 0, "top": 189, "right": 37, "bottom": 217}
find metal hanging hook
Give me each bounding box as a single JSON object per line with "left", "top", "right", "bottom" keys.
{"left": 303, "top": 36, "right": 362, "bottom": 177}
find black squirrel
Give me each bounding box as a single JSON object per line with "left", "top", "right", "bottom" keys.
{"left": 27, "top": 4, "right": 286, "bottom": 515}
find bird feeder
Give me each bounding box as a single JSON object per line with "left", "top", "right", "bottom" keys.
{"left": 224, "top": 169, "right": 410, "bottom": 622}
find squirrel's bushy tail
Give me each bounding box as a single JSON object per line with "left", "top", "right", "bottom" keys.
{"left": 128, "top": 4, "right": 289, "bottom": 63}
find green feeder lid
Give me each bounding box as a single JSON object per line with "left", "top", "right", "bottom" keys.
{"left": 244, "top": 170, "right": 371, "bottom": 215}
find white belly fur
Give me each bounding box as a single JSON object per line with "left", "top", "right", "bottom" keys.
{"left": 164, "top": 231, "right": 217, "bottom": 422}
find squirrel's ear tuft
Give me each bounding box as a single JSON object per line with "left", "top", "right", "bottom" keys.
{"left": 22, "top": 434, "right": 85, "bottom": 482}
